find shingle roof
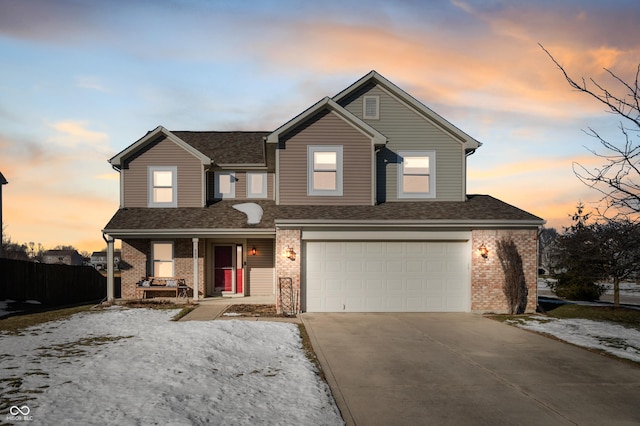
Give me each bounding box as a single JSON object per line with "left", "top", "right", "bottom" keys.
{"left": 104, "top": 200, "right": 276, "bottom": 232}
{"left": 275, "top": 195, "right": 543, "bottom": 223}
{"left": 172, "top": 131, "right": 269, "bottom": 165}
{"left": 103, "top": 196, "right": 543, "bottom": 235}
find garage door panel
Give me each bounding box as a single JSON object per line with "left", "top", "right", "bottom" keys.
{"left": 406, "top": 260, "right": 424, "bottom": 273}
{"left": 304, "top": 241, "right": 469, "bottom": 312}
{"left": 406, "top": 279, "right": 424, "bottom": 292}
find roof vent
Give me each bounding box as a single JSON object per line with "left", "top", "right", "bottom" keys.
{"left": 232, "top": 203, "right": 263, "bottom": 225}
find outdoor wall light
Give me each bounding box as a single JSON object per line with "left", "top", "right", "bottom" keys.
{"left": 251, "top": 246, "right": 257, "bottom": 256}
{"left": 285, "top": 247, "right": 296, "bottom": 261}
{"left": 478, "top": 244, "right": 489, "bottom": 259}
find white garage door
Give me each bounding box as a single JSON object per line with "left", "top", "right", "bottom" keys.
{"left": 304, "top": 241, "right": 470, "bottom": 312}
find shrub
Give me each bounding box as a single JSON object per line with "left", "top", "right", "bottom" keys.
{"left": 497, "top": 238, "right": 528, "bottom": 314}
{"left": 548, "top": 272, "right": 605, "bottom": 301}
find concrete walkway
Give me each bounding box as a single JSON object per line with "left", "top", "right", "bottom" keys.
{"left": 301, "top": 312, "right": 640, "bottom": 426}
{"left": 178, "top": 295, "right": 300, "bottom": 322}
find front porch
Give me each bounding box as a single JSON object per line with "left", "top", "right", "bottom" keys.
{"left": 108, "top": 236, "right": 276, "bottom": 302}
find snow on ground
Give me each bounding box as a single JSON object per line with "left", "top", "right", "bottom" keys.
{"left": 0, "top": 307, "right": 343, "bottom": 425}
{"left": 0, "top": 300, "right": 19, "bottom": 318}
{"left": 507, "top": 316, "right": 640, "bottom": 363}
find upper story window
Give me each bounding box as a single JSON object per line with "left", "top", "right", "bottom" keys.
{"left": 363, "top": 95, "right": 379, "bottom": 120}
{"left": 148, "top": 166, "right": 177, "bottom": 207}
{"left": 398, "top": 151, "right": 436, "bottom": 199}
{"left": 215, "top": 171, "right": 236, "bottom": 199}
{"left": 308, "top": 146, "right": 343, "bottom": 196}
{"left": 247, "top": 172, "right": 267, "bottom": 199}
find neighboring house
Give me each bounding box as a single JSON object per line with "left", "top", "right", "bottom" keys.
{"left": 103, "top": 71, "right": 544, "bottom": 313}
{"left": 42, "top": 249, "right": 84, "bottom": 266}
{"left": 90, "top": 250, "right": 122, "bottom": 270}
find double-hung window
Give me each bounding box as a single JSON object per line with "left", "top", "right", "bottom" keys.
{"left": 152, "top": 242, "right": 173, "bottom": 277}
{"left": 214, "top": 171, "right": 236, "bottom": 199}
{"left": 247, "top": 172, "right": 267, "bottom": 199}
{"left": 308, "top": 146, "right": 343, "bottom": 196}
{"left": 398, "top": 151, "right": 435, "bottom": 198}
{"left": 148, "top": 166, "right": 177, "bottom": 207}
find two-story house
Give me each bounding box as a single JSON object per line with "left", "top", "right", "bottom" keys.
{"left": 103, "top": 71, "right": 544, "bottom": 313}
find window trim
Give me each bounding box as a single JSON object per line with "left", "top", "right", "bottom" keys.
{"left": 246, "top": 172, "right": 267, "bottom": 199}
{"left": 151, "top": 241, "right": 174, "bottom": 277}
{"left": 214, "top": 171, "right": 236, "bottom": 199}
{"left": 363, "top": 95, "right": 380, "bottom": 120}
{"left": 148, "top": 166, "right": 177, "bottom": 208}
{"left": 397, "top": 150, "right": 436, "bottom": 199}
{"left": 307, "top": 145, "right": 343, "bottom": 196}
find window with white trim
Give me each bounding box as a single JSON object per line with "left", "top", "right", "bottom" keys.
{"left": 398, "top": 151, "right": 435, "bottom": 198}
{"left": 247, "top": 172, "right": 267, "bottom": 199}
{"left": 214, "top": 171, "right": 236, "bottom": 199}
{"left": 152, "top": 242, "right": 174, "bottom": 277}
{"left": 308, "top": 146, "right": 343, "bottom": 196}
{"left": 148, "top": 166, "right": 177, "bottom": 207}
{"left": 363, "top": 95, "right": 379, "bottom": 119}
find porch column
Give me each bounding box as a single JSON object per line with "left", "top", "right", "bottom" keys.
{"left": 105, "top": 234, "right": 115, "bottom": 303}
{"left": 192, "top": 237, "right": 199, "bottom": 302}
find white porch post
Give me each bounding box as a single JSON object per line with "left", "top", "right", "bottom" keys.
{"left": 106, "top": 234, "right": 115, "bottom": 303}
{"left": 192, "top": 237, "right": 199, "bottom": 302}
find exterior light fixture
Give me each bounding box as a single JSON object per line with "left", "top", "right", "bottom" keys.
{"left": 285, "top": 247, "right": 296, "bottom": 261}
{"left": 251, "top": 246, "right": 257, "bottom": 256}
{"left": 478, "top": 244, "right": 489, "bottom": 259}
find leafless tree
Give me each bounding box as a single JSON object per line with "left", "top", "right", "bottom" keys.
{"left": 540, "top": 44, "right": 640, "bottom": 219}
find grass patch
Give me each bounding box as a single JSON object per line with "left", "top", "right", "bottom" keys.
{"left": 172, "top": 306, "right": 196, "bottom": 321}
{"left": 117, "top": 300, "right": 187, "bottom": 309}
{"left": 222, "top": 304, "right": 283, "bottom": 317}
{"left": 37, "top": 336, "right": 133, "bottom": 358}
{"left": 296, "top": 323, "right": 326, "bottom": 382}
{"left": 0, "top": 305, "right": 94, "bottom": 334}
{"left": 545, "top": 304, "right": 640, "bottom": 331}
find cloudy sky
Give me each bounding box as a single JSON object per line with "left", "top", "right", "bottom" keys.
{"left": 1, "top": 0, "right": 639, "bottom": 253}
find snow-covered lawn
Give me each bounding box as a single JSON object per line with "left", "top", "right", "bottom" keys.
{"left": 0, "top": 307, "right": 343, "bottom": 425}
{"left": 506, "top": 316, "right": 640, "bottom": 363}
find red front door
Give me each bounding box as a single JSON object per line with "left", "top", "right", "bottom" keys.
{"left": 214, "top": 245, "right": 243, "bottom": 294}
{"left": 214, "top": 246, "right": 233, "bottom": 292}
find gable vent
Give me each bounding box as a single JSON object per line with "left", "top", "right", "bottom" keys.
{"left": 363, "top": 95, "right": 379, "bottom": 119}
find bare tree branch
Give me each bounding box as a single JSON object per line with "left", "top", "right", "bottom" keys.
{"left": 540, "top": 44, "right": 640, "bottom": 217}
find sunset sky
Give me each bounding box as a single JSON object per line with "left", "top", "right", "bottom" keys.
{"left": 1, "top": 0, "right": 639, "bottom": 254}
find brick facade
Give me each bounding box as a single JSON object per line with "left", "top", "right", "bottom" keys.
{"left": 121, "top": 229, "right": 538, "bottom": 313}
{"left": 120, "top": 238, "right": 205, "bottom": 300}
{"left": 275, "top": 228, "right": 301, "bottom": 313}
{"left": 471, "top": 229, "right": 538, "bottom": 313}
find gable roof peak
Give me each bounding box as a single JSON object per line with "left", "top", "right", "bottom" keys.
{"left": 266, "top": 96, "right": 386, "bottom": 146}
{"left": 333, "top": 71, "right": 482, "bottom": 152}
{"left": 109, "top": 125, "right": 211, "bottom": 169}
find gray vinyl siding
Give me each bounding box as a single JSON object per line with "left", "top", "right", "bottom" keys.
{"left": 207, "top": 171, "right": 274, "bottom": 202}
{"left": 278, "top": 110, "right": 373, "bottom": 205}
{"left": 246, "top": 239, "right": 274, "bottom": 295}
{"left": 342, "top": 85, "right": 466, "bottom": 202}
{"left": 122, "top": 136, "right": 203, "bottom": 207}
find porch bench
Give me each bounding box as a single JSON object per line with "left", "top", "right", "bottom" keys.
{"left": 136, "top": 277, "right": 188, "bottom": 299}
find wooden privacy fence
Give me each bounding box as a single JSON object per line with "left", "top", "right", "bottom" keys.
{"left": 0, "top": 258, "right": 107, "bottom": 306}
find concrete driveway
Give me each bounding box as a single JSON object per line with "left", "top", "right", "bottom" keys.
{"left": 301, "top": 313, "right": 640, "bottom": 426}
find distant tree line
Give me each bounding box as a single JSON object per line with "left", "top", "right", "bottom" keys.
{"left": 541, "top": 204, "right": 640, "bottom": 306}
